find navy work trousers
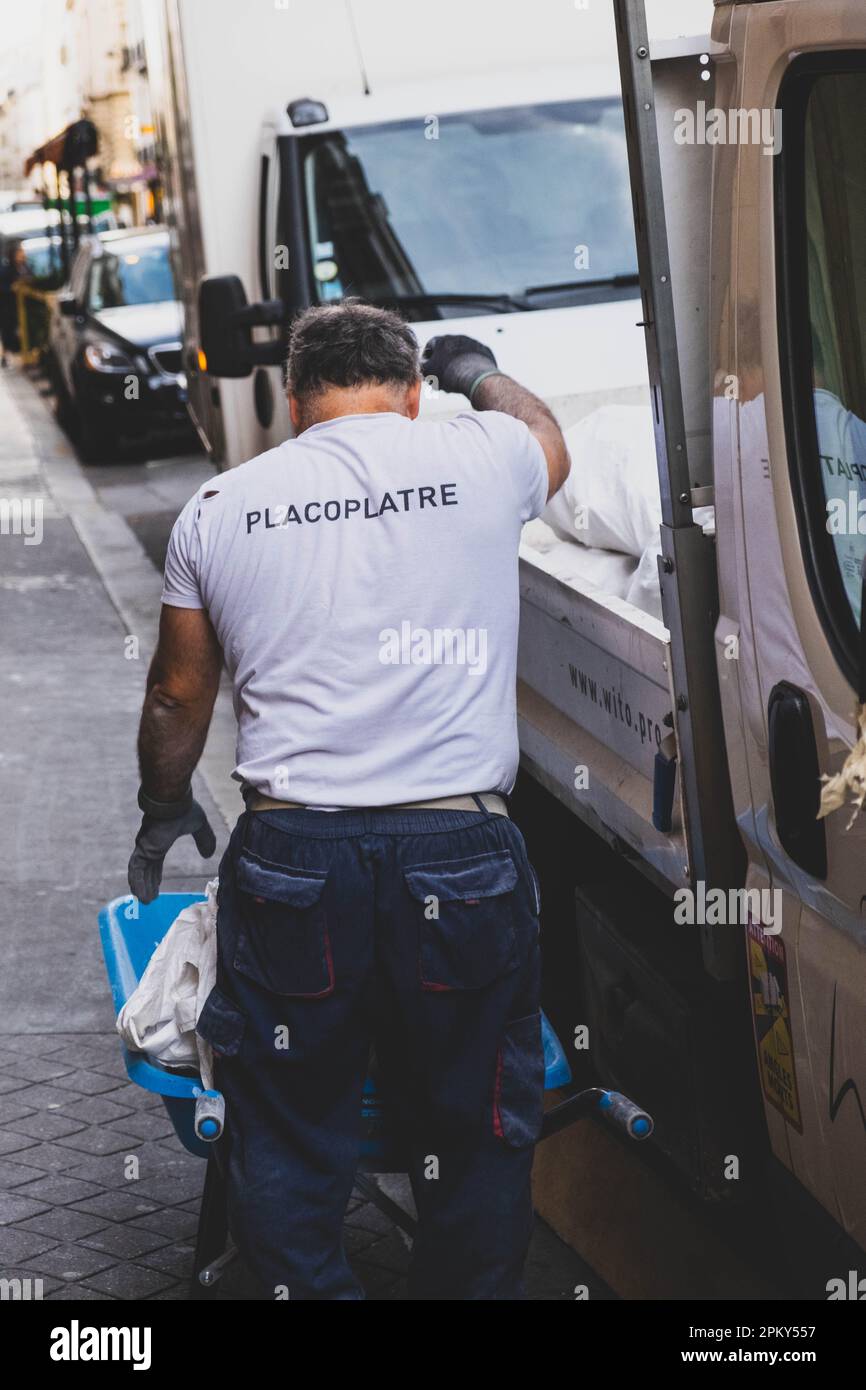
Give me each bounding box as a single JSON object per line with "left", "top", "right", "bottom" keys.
{"left": 196, "top": 803, "right": 544, "bottom": 1301}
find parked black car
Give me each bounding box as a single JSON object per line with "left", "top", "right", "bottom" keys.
{"left": 49, "top": 226, "right": 196, "bottom": 461}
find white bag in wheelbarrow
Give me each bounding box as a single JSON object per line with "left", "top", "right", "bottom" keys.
{"left": 116, "top": 878, "right": 218, "bottom": 1090}
{"left": 543, "top": 404, "right": 661, "bottom": 558}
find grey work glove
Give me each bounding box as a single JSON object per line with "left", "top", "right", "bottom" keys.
{"left": 420, "top": 334, "right": 500, "bottom": 400}
{"left": 128, "top": 787, "right": 217, "bottom": 905}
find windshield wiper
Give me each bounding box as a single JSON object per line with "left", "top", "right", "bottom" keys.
{"left": 379, "top": 278, "right": 640, "bottom": 315}
{"left": 521, "top": 274, "right": 640, "bottom": 298}
{"left": 378, "top": 290, "right": 527, "bottom": 314}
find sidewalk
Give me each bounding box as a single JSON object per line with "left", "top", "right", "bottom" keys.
{"left": 0, "top": 366, "right": 603, "bottom": 1301}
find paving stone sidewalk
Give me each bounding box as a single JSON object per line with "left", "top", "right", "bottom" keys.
{"left": 0, "top": 1030, "right": 592, "bottom": 1301}
{"left": 0, "top": 1030, "right": 415, "bottom": 1301}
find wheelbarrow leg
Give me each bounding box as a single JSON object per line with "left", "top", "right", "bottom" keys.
{"left": 189, "top": 1153, "right": 229, "bottom": 1300}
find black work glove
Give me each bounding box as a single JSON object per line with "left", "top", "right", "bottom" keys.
{"left": 420, "top": 334, "right": 501, "bottom": 401}
{"left": 128, "top": 787, "right": 217, "bottom": 905}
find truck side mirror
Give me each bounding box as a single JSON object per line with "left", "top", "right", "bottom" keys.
{"left": 198, "top": 274, "right": 285, "bottom": 378}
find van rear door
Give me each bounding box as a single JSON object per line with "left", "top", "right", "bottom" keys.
{"left": 718, "top": 0, "right": 866, "bottom": 1252}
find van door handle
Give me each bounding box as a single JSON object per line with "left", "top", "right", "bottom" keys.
{"left": 767, "top": 682, "right": 827, "bottom": 880}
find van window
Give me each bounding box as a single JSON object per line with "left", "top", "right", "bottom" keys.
{"left": 258, "top": 153, "right": 270, "bottom": 300}
{"left": 779, "top": 56, "right": 866, "bottom": 684}
{"left": 258, "top": 150, "right": 280, "bottom": 300}
{"left": 804, "top": 73, "right": 866, "bottom": 625}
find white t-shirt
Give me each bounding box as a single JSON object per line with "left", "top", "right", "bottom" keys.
{"left": 162, "top": 409, "right": 548, "bottom": 807}
{"left": 814, "top": 388, "right": 866, "bottom": 623}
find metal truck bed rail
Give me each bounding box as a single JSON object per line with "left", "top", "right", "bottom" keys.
{"left": 517, "top": 557, "right": 688, "bottom": 895}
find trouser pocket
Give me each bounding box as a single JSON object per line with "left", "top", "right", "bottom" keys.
{"left": 232, "top": 848, "right": 333, "bottom": 997}
{"left": 196, "top": 985, "right": 246, "bottom": 1057}
{"left": 404, "top": 847, "right": 519, "bottom": 990}
{"left": 493, "top": 1012, "right": 544, "bottom": 1147}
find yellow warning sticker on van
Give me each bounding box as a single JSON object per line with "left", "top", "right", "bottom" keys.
{"left": 747, "top": 921, "right": 802, "bottom": 1132}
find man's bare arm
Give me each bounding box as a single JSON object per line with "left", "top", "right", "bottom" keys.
{"left": 137, "top": 605, "right": 223, "bottom": 802}
{"left": 472, "top": 373, "right": 570, "bottom": 499}
{"left": 419, "top": 333, "right": 570, "bottom": 499}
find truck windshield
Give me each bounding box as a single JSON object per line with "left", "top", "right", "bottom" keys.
{"left": 301, "top": 98, "right": 638, "bottom": 317}
{"left": 88, "top": 240, "right": 174, "bottom": 311}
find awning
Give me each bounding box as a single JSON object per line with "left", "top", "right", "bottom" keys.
{"left": 111, "top": 167, "right": 159, "bottom": 190}
{"left": 43, "top": 197, "right": 113, "bottom": 215}
{"left": 25, "top": 118, "right": 98, "bottom": 175}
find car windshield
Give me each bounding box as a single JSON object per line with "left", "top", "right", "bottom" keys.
{"left": 301, "top": 98, "right": 638, "bottom": 316}
{"left": 22, "top": 243, "right": 51, "bottom": 276}
{"left": 20, "top": 239, "right": 64, "bottom": 284}
{"left": 88, "top": 240, "right": 174, "bottom": 310}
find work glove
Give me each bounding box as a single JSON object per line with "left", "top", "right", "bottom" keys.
{"left": 420, "top": 334, "right": 501, "bottom": 401}
{"left": 128, "top": 787, "right": 217, "bottom": 905}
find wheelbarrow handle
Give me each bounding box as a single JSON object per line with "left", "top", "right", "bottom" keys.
{"left": 598, "top": 1089, "right": 654, "bottom": 1140}
{"left": 198, "top": 1245, "right": 239, "bottom": 1287}
{"left": 540, "top": 1087, "right": 654, "bottom": 1142}
{"left": 194, "top": 1088, "right": 225, "bottom": 1141}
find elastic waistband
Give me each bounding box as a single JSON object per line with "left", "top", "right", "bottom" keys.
{"left": 242, "top": 791, "right": 510, "bottom": 838}
{"left": 246, "top": 790, "right": 507, "bottom": 815}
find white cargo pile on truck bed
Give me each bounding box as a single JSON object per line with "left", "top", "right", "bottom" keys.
{"left": 521, "top": 402, "right": 715, "bottom": 622}
{"left": 526, "top": 403, "right": 665, "bottom": 620}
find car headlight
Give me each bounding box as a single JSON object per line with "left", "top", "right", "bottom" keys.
{"left": 82, "top": 341, "right": 135, "bottom": 373}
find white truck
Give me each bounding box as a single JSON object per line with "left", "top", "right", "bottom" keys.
{"left": 140, "top": 0, "right": 695, "bottom": 457}
{"left": 145, "top": 0, "right": 866, "bottom": 1296}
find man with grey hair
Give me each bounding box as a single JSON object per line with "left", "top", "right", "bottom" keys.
{"left": 128, "top": 298, "right": 569, "bottom": 1300}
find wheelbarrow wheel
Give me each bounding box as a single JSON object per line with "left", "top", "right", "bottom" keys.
{"left": 190, "top": 1153, "right": 229, "bottom": 1300}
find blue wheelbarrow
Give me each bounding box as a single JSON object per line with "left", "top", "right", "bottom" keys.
{"left": 99, "top": 892, "right": 653, "bottom": 1297}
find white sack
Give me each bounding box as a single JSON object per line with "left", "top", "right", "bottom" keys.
{"left": 623, "top": 503, "right": 715, "bottom": 624}
{"left": 544, "top": 404, "right": 661, "bottom": 559}
{"left": 625, "top": 543, "right": 664, "bottom": 621}
{"left": 522, "top": 519, "right": 637, "bottom": 598}
{"left": 116, "top": 879, "right": 218, "bottom": 1090}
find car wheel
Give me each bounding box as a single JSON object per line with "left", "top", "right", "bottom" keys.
{"left": 49, "top": 355, "right": 75, "bottom": 429}
{"left": 77, "top": 404, "right": 112, "bottom": 463}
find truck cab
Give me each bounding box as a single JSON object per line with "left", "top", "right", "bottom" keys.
{"left": 197, "top": 68, "right": 650, "bottom": 460}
